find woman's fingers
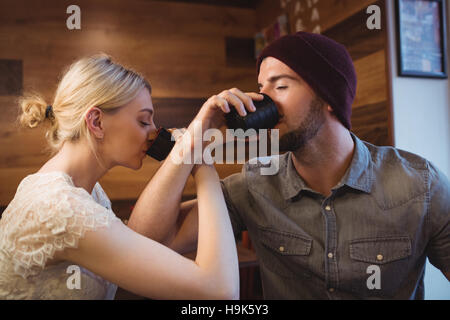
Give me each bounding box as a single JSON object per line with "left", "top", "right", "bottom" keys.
{"left": 229, "top": 88, "right": 259, "bottom": 114}
{"left": 219, "top": 90, "right": 247, "bottom": 117}
{"left": 218, "top": 88, "right": 264, "bottom": 116}
{"left": 194, "top": 88, "right": 266, "bottom": 130}
{"left": 245, "top": 92, "right": 264, "bottom": 101}
{"left": 208, "top": 95, "right": 230, "bottom": 113}
{"left": 205, "top": 89, "right": 265, "bottom": 118}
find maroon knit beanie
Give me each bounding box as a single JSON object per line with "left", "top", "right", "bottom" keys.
{"left": 256, "top": 31, "right": 357, "bottom": 130}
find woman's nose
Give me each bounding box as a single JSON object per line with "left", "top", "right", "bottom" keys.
{"left": 148, "top": 126, "right": 158, "bottom": 140}
{"left": 146, "top": 119, "right": 157, "bottom": 133}
{"left": 149, "top": 119, "right": 157, "bottom": 131}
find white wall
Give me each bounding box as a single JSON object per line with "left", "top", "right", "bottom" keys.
{"left": 386, "top": 0, "right": 450, "bottom": 299}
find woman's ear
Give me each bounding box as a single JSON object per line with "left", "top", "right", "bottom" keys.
{"left": 85, "top": 107, "right": 104, "bottom": 139}
{"left": 327, "top": 106, "right": 334, "bottom": 112}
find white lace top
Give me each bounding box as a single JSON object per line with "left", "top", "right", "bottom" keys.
{"left": 0, "top": 171, "right": 122, "bottom": 300}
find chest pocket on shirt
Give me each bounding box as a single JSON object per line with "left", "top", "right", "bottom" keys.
{"left": 349, "top": 236, "right": 412, "bottom": 297}
{"left": 256, "top": 226, "right": 313, "bottom": 279}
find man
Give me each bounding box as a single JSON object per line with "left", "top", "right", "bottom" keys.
{"left": 129, "top": 32, "right": 450, "bottom": 299}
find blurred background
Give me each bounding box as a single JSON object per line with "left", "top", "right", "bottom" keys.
{"left": 0, "top": 0, "right": 448, "bottom": 299}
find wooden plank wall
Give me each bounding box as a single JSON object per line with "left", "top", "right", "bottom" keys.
{"left": 0, "top": 0, "right": 257, "bottom": 207}
{"left": 256, "top": 0, "right": 393, "bottom": 147}
{"left": 0, "top": 0, "right": 393, "bottom": 210}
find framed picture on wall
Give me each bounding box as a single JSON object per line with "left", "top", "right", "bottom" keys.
{"left": 396, "top": 0, "right": 448, "bottom": 78}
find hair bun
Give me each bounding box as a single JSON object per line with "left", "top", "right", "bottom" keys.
{"left": 18, "top": 93, "right": 49, "bottom": 128}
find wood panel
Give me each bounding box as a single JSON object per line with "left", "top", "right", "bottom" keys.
{"left": 146, "top": 66, "right": 258, "bottom": 98}
{"left": 0, "top": 167, "right": 39, "bottom": 205}
{"left": 353, "top": 49, "right": 388, "bottom": 108}
{"left": 225, "top": 37, "right": 257, "bottom": 68}
{"left": 0, "top": 34, "right": 257, "bottom": 99}
{"left": 0, "top": 0, "right": 257, "bottom": 38}
{"left": 256, "top": 0, "right": 378, "bottom": 32}
{"left": 351, "top": 101, "right": 390, "bottom": 146}
{"left": 0, "top": 0, "right": 258, "bottom": 100}
{"left": 152, "top": 97, "right": 206, "bottom": 128}
{"left": 0, "top": 59, "right": 23, "bottom": 95}
{"left": 159, "top": 0, "right": 260, "bottom": 9}
{"left": 322, "top": 1, "right": 386, "bottom": 61}
{"left": 0, "top": 0, "right": 257, "bottom": 206}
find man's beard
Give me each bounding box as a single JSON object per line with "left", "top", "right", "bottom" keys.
{"left": 279, "top": 97, "right": 326, "bottom": 153}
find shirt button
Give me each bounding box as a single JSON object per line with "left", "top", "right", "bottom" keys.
{"left": 327, "top": 253, "right": 334, "bottom": 259}
{"left": 377, "top": 254, "right": 383, "bottom": 261}
{"left": 325, "top": 205, "right": 331, "bottom": 211}
{"left": 279, "top": 246, "right": 285, "bottom": 252}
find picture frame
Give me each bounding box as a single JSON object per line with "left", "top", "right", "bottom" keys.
{"left": 396, "top": 0, "right": 448, "bottom": 78}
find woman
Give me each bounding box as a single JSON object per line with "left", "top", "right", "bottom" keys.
{"left": 0, "top": 54, "right": 250, "bottom": 299}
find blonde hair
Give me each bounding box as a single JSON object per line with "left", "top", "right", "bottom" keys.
{"left": 18, "top": 53, "right": 151, "bottom": 159}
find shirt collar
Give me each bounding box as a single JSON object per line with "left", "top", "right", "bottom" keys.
{"left": 279, "top": 152, "right": 311, "bottom": 200}
{"left": 279, "top": 132, "right": 373, "bottom": 200}
{"left": 337, "top": 132, "right": 373, "bottom": 194}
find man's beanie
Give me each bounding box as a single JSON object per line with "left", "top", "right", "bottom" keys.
{"left": 256, "top": 32, "right": 357, "bottom": 130}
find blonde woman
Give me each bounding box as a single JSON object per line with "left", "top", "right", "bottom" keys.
{"left": 0, "top": 54, "right": 251, "bottom": 300}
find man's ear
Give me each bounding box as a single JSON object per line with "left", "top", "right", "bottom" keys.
{"left": 85, "top": 107, "right": 104, "bottom": 139}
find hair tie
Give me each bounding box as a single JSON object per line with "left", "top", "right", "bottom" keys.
{"left": 45, "top": 105, "right": 53, "bottom": 119}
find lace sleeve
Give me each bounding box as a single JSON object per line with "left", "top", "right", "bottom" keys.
{"left": 7, "top": 185, "right": 121, "bottom": 279}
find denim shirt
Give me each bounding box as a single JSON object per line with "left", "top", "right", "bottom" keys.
{"left": 221, "top": 133, "right": 450, "bottom": 299}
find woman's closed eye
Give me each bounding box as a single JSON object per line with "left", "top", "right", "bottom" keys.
{"left": 140, "top": 121, "right": 151, "bottom": 126}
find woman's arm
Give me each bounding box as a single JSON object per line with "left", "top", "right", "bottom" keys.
{"left": 127, "top": 138, "right": 194, "bottom": 244}
{"left": 58, "top": 165, "right": 239, "bottom": 300}
{"left": 191, "top": 165, "right": 239, "bottom": 292}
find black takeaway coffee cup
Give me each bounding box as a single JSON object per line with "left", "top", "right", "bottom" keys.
{"left": 146, "top": 94, "right": 280, "bottom": 161}
{"left": 146, "top": 128, "right": 175, "bottom": 161}
{"left": 224, "top": 93, "right": 279, "bottom": 131}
